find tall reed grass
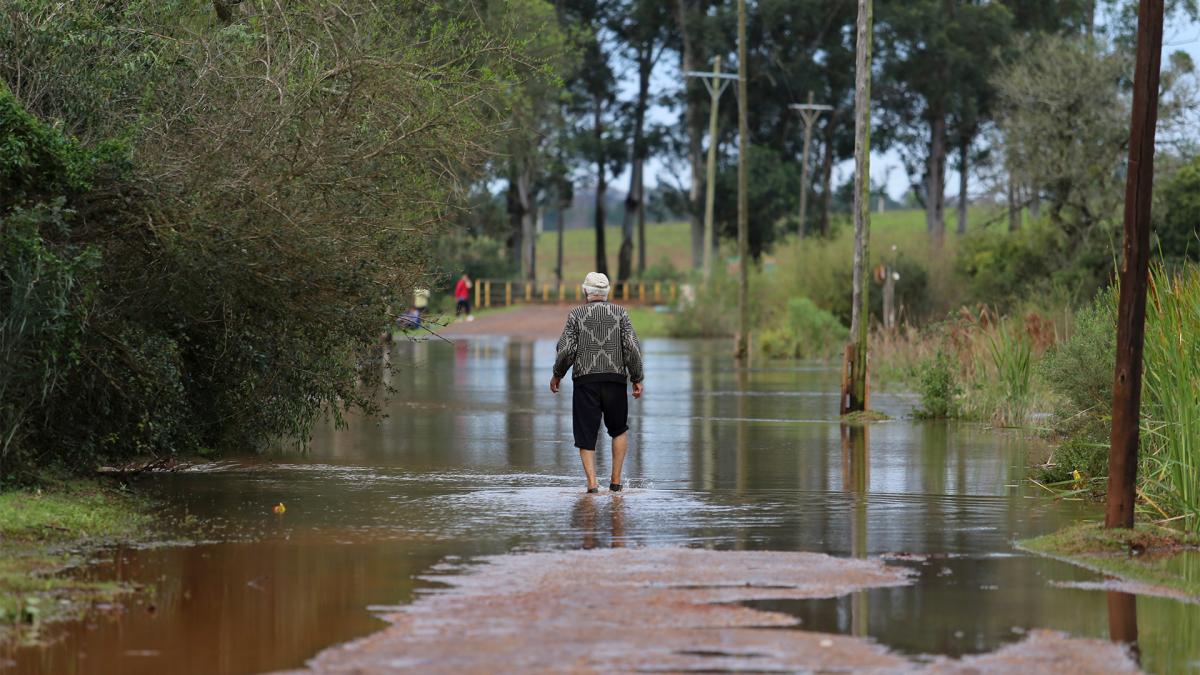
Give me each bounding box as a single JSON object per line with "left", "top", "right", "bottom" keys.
{"left": 1142, "top": 264, "right": 1200, "bottom": 533}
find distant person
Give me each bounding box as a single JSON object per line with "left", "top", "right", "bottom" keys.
{"left": 550, "top": 272, "right": 644, "bottom": 493}
{"left": 413, "top": 287, "right": 430, "bottom": 318}
{"left": 454, "top": 273, "right": 473, "bottom": 322}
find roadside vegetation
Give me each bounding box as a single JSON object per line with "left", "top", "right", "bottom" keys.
{"left": 0, "top": 1, "right": 557, "bottom": 484}
{"left": 0, "top": 479, "right": 153, "bottom": 644}
{"left": 1019, "top": 522, "right": 1200, "bottom": 599}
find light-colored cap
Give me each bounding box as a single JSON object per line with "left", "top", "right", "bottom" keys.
{"left": 583, "top": 272, "right": 610, "bottom": 290}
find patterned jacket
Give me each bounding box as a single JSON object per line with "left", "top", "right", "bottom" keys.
{"left": 553, "top": 301, "right": 644, "bottom": 384}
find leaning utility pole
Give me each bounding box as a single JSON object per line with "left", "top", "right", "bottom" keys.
{"left": 790, "top": 93, "right": 832, "bottom": 237}
{"left": 685, "top": 58, "right": 737, "bottom": 284}
{"left": 735, "top": 0, "right": 750, "bottom": 362}
{"left": 842, "top": 0, "right": 873, "bottom": 414}
{"left": 1106, "top": 0, "right": 1164, "bottom": 530}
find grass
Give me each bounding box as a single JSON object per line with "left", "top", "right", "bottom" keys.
{"left": 1142, "top": 264, "right": 1200, "bottom": 533}
{"left": 536, "top": 221, "right": 695, "bottom": 284}
{"left": 1019, "top": 521, "right": 1200, "bottom": 599}
{"left": 0, "top": 480, "right": 154, "bottom": 644}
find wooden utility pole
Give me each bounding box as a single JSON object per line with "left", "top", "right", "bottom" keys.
{"left": 685, "top": 58, "right": 737, "bottom": 284}
{"left": 734, "top": 0, "right": 750, "bottom": 361}
{"left": 842, "top": 0, "right": 873, "bottom": 414}
{"left": 790, "top": 93, "right": 833, "bottom": 237}
{"left": 1106, "top": 0, "right": 1164, "bottom": 530}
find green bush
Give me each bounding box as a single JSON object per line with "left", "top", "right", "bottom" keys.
{"left": 1039, "top": 286, "right": 1116, "bottom": 415}
{"left": 1156, "top": 155, "right": 1200, "bottom": 261}
{"left": 757, "top": 297, "right": 847, "bottom": 360}
{"left": 635, "top": 257, "right": 684, "bottom": 283}
{"left": 915, "top": 350, "right": 959, "bottom": 418}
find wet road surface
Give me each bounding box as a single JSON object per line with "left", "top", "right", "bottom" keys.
{"left": 4, "top": 339, "right": 1198, "bottom": 673}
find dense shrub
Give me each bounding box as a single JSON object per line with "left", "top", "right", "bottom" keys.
{"left": 915, "top": 350, "right": 959, "bottom": 419}
{"left": 757, "top": 298, "right": 847, "bottom": 360}
{"left": 0, "top": 2, "right": 545, "bottom": 481}
{"left": 1039, "top": 286, "right": 1117, "bottom": 415}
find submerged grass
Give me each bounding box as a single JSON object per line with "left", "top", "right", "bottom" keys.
{"left": 0, "top": 480, "right": 153, "bottom": 644}
{"left": 1019, "top": 522, "right": 1200, "bottom": 599}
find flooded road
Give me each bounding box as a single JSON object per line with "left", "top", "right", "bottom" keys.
{"left": 5, "top": 339, "right": 1199, "bottom": 673}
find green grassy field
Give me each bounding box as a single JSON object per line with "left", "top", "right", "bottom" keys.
{"left": 535, "top": 207, "right": 1002, "bottom": 284}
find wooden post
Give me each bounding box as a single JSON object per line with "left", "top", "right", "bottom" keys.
{"left": 789, "top": 92, "right": 832, "bottom": 236}
{"left": 655, "top": 281, "right": 662, "bottom": 303}
{"left": 843, "top": 0, "right": 873, "bottom": 413}
{"left": 734, "top": 0, "right": 750, "bottom": 362}
{"left": 1106, "top": 0, "right": 1164, "bottom": 530}
{"left": 505, "top": 281, "right": 512, "bottom": 307}
{"left": 485, "top": 280, "right": 492, "bottom": 308}
{"left": 474, "top": 278, "right": 481, "bottom": 309}
{"left": 703, "top": 56, "right": 724, "bottom": 284}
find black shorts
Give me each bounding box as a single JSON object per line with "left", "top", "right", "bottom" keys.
{"left": 572, "top": 380, "right": 629, "bottom": 450}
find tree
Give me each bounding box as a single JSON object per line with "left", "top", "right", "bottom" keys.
{"left": 877, "top": 0, "right": 1013, "bottom": 247}
{"left": 558, "top": 0, "right": 623, "bottom": 277}
{"left": 496, "top": 0, "right": 573, "bottom": 281}
{"left": 613, "top": 0, "right": 672, "bottom": 281}
{"left": 0, "top": 0, "right": 541, "bottom": 476}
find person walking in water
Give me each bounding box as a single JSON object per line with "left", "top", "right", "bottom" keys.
{"left": 454, "top": 272, "right": 473, "bottom": 322}
{"left": 550, "top": 272, "right": 644, "bottom": 493}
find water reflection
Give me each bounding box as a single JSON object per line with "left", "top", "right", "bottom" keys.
{"left": 1107, "top": 590, "right": 1139, "bottom": 665}
{"left": 571, "top": 494, "right": 627, "bottom": 549}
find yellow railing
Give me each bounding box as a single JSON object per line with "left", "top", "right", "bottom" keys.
{"left": 472, "top": 280, "right": 678, "bottom": 308}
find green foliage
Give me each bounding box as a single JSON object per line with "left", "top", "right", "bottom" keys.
{"left": 1040, "top": 286, "right": 1117, "bottom": 415}
{"left": 1156, "top": 155, "right": 1200, "bottom": 261}
{"left": 0, "top": 1, "right": 543, "bottom": 480}
{"left": 436, "top": 234, "right": 518, "bottom": 281}
{"left": 757, "top": 298, "right": 847, "bottom": 360}
{"left": 668, "top": 268, "right": 742, "bottom": 338}
{"left": 634, "top": 257, "right": 683, "bottom": 283}
{"left": 915, "top": 350, "right": 959, "bottom": 419}
{"left": 714, "top": 147, "right": 797, "bottom": 259}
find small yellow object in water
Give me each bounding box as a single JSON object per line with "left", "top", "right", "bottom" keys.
{"left": 1072, "top": 469, "right": 1082, "bottom": 482}
{"left": 272, "top": 502, "right": 286, "bottom": 514}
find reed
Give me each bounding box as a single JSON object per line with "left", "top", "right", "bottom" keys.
{"left": 1142, "top": 264, "right": 1200, "bottom": 532}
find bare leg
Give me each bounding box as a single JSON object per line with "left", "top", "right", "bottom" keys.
{"left": 579, "top": 449, "right": 598, "bottom": 491}
{"left": 610, "top": 433, "right": 628, "bottom": 487}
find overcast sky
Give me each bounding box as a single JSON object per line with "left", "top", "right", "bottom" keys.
{"left": 615, "top": 13, "right": 1200, "bottom": 203}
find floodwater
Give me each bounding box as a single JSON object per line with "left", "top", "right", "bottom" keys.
{"left": 5, "top": 339, "right": 1199, "bottom": 673}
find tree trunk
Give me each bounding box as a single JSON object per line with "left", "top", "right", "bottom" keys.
{"left": 925, "top": 112, "right": 946, "bottom": 246}
{"left": 1106, "top": 0, "right": 1164, "bottom": 531}
{"left": 819, "top": 112, "right": 837, "bottom": 238}
{"left": 555, "top": 199, "right": 565, "bottom": 284}
{"left": 507, "top": 177, "right": 524, "bottom": 272}
{"left": 956, "top": 131, "right": 969, "bottom": 235}
{"left": 593, "top": 98, "right": 608, "bottom": 276}
{"left": 845, "top": 0, "right": 873, "bottom": 414}
{"left": 618, "top": 162, "right": 638, "bottom": 282}
{"left": 620, "top": 45, "right": 653, "bottom": 282}
{"left": 518, "top": 168, "right": 536, "bottom": 280}
{"left": 1007, "top": 171, "right": 1021, "bottom": 231}
{"left": 677, "top": 0, "right": 705, "bottom": 270}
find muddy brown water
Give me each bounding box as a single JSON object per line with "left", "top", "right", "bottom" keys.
{"left": 4, "top": 339, "right": 1199, "bottom": 673}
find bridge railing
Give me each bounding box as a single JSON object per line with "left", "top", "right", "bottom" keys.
{"left": 472, "top": 280, "right": 678, "bottom": 308}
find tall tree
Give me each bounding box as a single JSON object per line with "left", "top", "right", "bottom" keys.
{"left": 614, "top": 0, "right": 672, "bottom": 281}
{"left": 559, "top": 0, "right": 621, "bottom": 277}
{"left": 878, "top": 0, "right": 1011, "bottom": 247}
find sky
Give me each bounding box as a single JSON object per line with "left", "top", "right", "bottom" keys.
{"left": 614, "top": 12, "right": 1200, "bottom": 204}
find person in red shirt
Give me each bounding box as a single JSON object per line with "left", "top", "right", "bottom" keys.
{"left": 454, "top": 273, "right": 473, "bottom": 321}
